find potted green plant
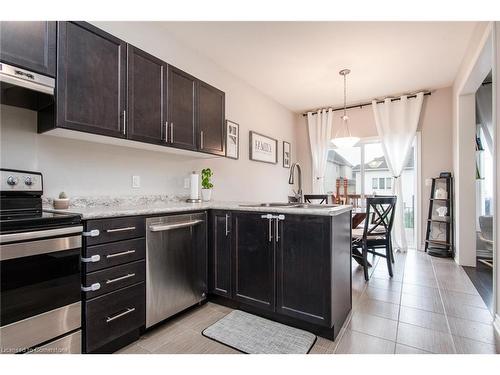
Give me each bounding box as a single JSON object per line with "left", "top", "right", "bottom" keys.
{"left": 201, "top": 168, "right": 213, "bottom": 201}
{"left": 53, "top": 191, "right": 70, "bottom": 209}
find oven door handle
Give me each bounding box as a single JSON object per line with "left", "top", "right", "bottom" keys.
{"left": 0, "top": 225, "right": 83, "bottom": 245}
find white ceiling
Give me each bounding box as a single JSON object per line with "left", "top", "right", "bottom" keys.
{"left": 160, "top": 21, "right": 477, "bottom": 113}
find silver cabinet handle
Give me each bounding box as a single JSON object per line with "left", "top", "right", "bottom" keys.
{"left": 170, "top": 122, "right": 174, "bottom": 142}
{"left": 82, "top": 229, "right": 100, "bottom": 237}
{"left": 164, "top": 121, "right": 168, "bottom": 142}
{"left": 275, "top": 218, "right": 279, "bottom": 243}
{"left": 149, "top": 220, "right": 203, "bottom": 232}
{"left": 106, "top": 249, "right": 136, "bottom": 259}
{"left": 260, "top": 214, "right": 273, "bottom": 242}
{"left": 81, "top": 254, "right": 101, "bottom": 263}
{"left": 200, "top": 130, "right": 204, "bottom": 149}
{"left": 275, "top": 214, "right": 284, "bottom": 243}
{"left": 81, "top": 283, "right": 101, "bottom": 292}
{"left": 106, "top": 273, "right": 135, "bottom": 284}
{"left": 122, "top": 110, "right": 126, "bottom": 135}
{"left": 105, "top": 226, "right": 136, "bottom": 233}
{"left": 225, "top": 214, "right": 230, "bottom": 236}
{"left": 106, "top": 307, "right": 135, "bottom": 323}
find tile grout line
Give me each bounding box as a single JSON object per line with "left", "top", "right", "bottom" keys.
{"left": 429, "top": 255, "right": 457, "bottom": 354}
{"left": 393, "top": 249, "right": 408, "bottom": 353}
{"left": 333, "top": 255, "right": 380, "bottom": 353}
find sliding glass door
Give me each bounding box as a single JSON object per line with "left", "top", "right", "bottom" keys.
{"left": 324, "top": 136, "right": 418, "bottom": 248}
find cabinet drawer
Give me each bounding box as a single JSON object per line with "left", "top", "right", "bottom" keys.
{"left": 85, "top": 216, "right": 145, "bottom": 246}
{"left": 83, "top": 238, "right": 145, "bottom": 272}
{"left": 84, "top": 282, "right": 145, "bottom": 353}
{"left": 83, "top": 260, "right": 145, "bottom": 299}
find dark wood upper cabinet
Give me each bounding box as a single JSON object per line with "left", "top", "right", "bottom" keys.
{"left": 0, "top": 21, "right": 56, "bottom": 77}
{"left": 276, "top": 215, "right": 331, "bottom": 326}
{"left": 232, "top": 212, "right": 275, "bottom": 311}
{"left": 55, "top": 22, "right": 126, "bottom": 137}
{"left": 167, "top": 66, "right": 197, "bottom": 150}
{"left": 209, "top": 211, "right": 232, "bottom": 298}
{"left": 198, "top": 81, "right": 225, "bottom": 156}
{"left": 127, "top": 45, "right": 167, "bottom": 145}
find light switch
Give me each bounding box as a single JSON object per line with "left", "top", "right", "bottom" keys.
{"left": 184, "top": 177, "right": 190, "bottom": 189}
{"left": 132, "top": 175, "right": 141, "bottom": 188}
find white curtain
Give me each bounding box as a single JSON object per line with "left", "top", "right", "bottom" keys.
{"left": 372, "top": 93, "right": 424, "bottom": 251}
{"left": 307, "top": 109, "right": 333, "bottom": 194}
{"left": 476, "top": 84, "right": 493, "bottom": 154}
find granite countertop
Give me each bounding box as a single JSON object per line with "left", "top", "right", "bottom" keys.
{"left": 44, "top": 195, "right": 352, "bottom": 220}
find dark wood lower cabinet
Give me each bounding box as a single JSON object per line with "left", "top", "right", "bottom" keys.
{"left": 82, "top": 217, "right": 146, "bottom": 354}
{"left": 276, "top": 215, "right": 331, "bottom": 326}
{"left": 209, "top": 211, "right": 232, "bottom": 297}
{"left": 84, "top": 282, "right": 145, "bottom": 354}
{"left": 232, "top": 212, "right": 275, "bottom": 311}
{"left": 209, "top": 210, "right": 352, "bottom": 340}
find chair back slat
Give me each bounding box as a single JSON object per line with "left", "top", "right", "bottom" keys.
{"left": 304, "top": 194, "right": 328, "bottom": 204}
{"left": 363, "top": 196, "right": 397, "bottom": 239}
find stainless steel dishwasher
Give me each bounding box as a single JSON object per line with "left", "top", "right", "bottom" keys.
{"left": 146, "top": 212, "right": 207, "bottom": 328}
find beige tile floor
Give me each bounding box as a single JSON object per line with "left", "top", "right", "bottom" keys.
{"left": 117, "top": 249, "right": 499, "bottom": 354}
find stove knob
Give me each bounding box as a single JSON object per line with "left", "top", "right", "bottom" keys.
{"left": 7, "top": 176, "right": 19, "bottom": 186}
{"left": 25, "top": 176, "right": 33, "bottom": 186}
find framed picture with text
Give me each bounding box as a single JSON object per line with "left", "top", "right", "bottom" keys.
{"left": 225, "top": 120, "right": 239, "bottom": 159}
{"left": 249, "top": 131, "right": 278, "bottom": 164}
{"left": 283, "top": 141, "right": 291, "bottom": 168}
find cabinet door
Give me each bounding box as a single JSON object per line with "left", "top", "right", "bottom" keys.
{"left": 167, "top": 66, "right": 197, "bottom": 150}
{"left": 232, "top": 212, "right": 275, "bottom": 311}
{"left": 127, "top": 45, "right": 167, "bottom": 145}
{"left": 56, "top": 22, "right": 126, "bottom": 137}
{"left": 198, "top": 81, "right": 225, "bottom": 155}
{"left": 209, "top": 211, "right": 232, "bottom": 297}
{"left": 0, "top": 21, "right": 56, "bottom": 77}
{"left": 276, "top": 215, "right": 331, "bottom": 326}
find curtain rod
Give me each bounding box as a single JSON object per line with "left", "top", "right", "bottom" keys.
{"left": 302, "top": 91, "right": 432, "bottom": 117}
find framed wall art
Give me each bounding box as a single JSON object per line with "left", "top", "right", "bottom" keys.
{"left": 249, "top": 131, "right": 278, "bottom": 164}
{"left": 225, "top": 120, "right": 239, "bottom": 159}
{"left": 283, "top": 141, "right": 291, "bottom": 168}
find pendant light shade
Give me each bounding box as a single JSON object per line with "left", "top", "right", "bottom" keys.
{"left": 331, "top": 69, "right": 360, "bottom": 149}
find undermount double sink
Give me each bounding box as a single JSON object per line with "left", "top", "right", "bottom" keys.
{"left": 238, "top": 202, "right": 338, "bottom": 209}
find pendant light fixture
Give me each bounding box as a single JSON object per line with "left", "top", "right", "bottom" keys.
{"left": 331, "top": 69, "right": 360, "bottom": 149}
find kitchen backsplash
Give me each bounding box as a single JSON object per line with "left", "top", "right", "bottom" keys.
{"left": 1, "top": 104, "right": 296, "bottom": 202}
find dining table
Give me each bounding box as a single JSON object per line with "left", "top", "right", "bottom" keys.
{"left": 351, "top": 207, "right": 367, "bottom": 229}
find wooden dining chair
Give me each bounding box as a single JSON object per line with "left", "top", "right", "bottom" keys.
{"left": 304, "top": 194, "right": 328, "bottom": 204}
{"left": 352, "top": 196, "right": 397, "bottom": 281}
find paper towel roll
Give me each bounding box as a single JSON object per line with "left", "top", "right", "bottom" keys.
{"left": 190, "top": 172, "right": 199, "bottom": 200}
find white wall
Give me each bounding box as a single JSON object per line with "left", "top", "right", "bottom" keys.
{"left": 0, "top": 22, "right": 298, "bottom": 202}
{"left": 452, "top": 22, "right": 493, "bottom": 267}
{"left": 296, "top": 87, "right": 454, "bottom": 249}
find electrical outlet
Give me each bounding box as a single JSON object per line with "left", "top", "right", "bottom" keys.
{"left": 132, "top": 175, "right": 141, "bottom": 188}
{"left": 425, "top": 178, "right": 432, "bottom": 187}
{"left": 184, "top": 177, "right": 190, "bottom": 189}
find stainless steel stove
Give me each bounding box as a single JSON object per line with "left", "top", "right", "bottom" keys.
{"left": 0, "top": 168, "right": 83, "bottom": 354}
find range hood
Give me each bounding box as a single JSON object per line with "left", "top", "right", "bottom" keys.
{"left": 0, "top": 62, "right": 55, "bottom": 110}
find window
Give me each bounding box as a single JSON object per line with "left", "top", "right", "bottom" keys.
{"left": 386, "top": 177, "right": 392, "bottom": 190}
{"left": 379, "top": 177, "right": 385, "bottom": 190}
{"left": 372, "top": 178, "right": 378, "bottom": 189}
{"left": 323, "top": 146, "right": 361, "bottom": 195}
